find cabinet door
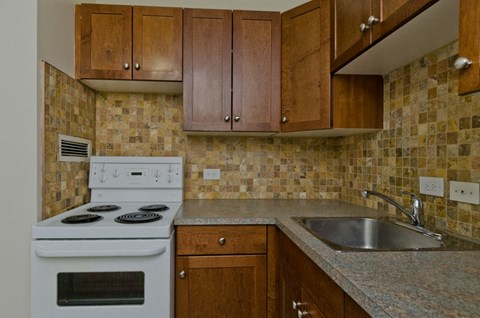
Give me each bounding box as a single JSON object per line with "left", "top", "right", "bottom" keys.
{"left": 331, "top": 0, "right": 371, "bottom": 71}
{"left": 301, "top": 288, "right": 327, "bottom": 318}
{"left": 76, "top": 4, "right": 132, "bottom": 79}
{"left": 281, "top": 0, "right": 330, "bottom": 132}
{"left": 176, "top": 255, "right": 266, "bottom": 318}
{"left": 232, "top": 11, "right": 281, "bottom": 132}
{"left": 370, "top": 0, "right": 437, "bottom": 43}
{"left": 457, "top": 0, "right": 480, "bottom": 95}
{"left": 277, "top": 259, "right": 301, "bottom": 318}
{"left": 183, "top": 9, "right": 232, "bottom": 131}
{"left": 345, "top": 294, "right": 371, "bottom": 318}
{"left": 132, "top": 6, "right": 182, "bottom": 81}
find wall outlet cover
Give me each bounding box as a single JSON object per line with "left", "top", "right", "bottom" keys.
{"left": 449, "top": 181, "right": 480, "bottom": 204}
{"left": 203, "top": 168, "right": 221, "bottom": 180}
{"left": 419, "top": 176, "right": 444, "bottom": 197}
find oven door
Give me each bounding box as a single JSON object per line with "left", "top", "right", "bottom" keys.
{"left": 31, "top": 238, "right": 173, "bottom": 318}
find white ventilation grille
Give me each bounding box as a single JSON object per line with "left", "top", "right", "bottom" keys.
{"left": 58, "top": 134, "right": 92, "bottom": 162}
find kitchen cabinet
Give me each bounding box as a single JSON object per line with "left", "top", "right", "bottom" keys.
{"left": 456, "top": 0, "right": 480, "bottom": 95}
{"left": 281, "top": 0, "right": 383, "bottom": 134}
{"left": 75, "top": 4, "right": 182, "bottom": 81}
{"left": 275, "top": 228, "right": 370, "bottom": 318}
{"left": 331, "top": 0, "right": 438, "bottom": 72}
{"left": 183, "top": 9, "right": 280, "bottom": 133}
{"left": 176, "top": 225, "right": 267, "bottom": 318}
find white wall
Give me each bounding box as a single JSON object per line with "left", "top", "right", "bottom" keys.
{"left": 0, "top": 0, "right": 38, "bottom": 317}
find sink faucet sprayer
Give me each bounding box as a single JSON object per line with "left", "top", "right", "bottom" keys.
{"left": 361, "top": 189, "right": 424, "bottom": 227}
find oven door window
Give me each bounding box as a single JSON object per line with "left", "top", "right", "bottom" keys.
{"left": 57, "top": 272, "right": 145, "bottom": 306}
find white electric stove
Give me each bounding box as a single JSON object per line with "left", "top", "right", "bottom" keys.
{"left": 31, "top": 156, "right": 183, "bottom": 318}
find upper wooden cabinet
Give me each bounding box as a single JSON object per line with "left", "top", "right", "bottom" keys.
{"left": 75, "top": 4, "right": 182, "bottom": 81}
{"left": 183, "top": 9, "right": 280, "bottom": 133}
{"left": 457, "top": 0, "right": 480, "bottom": 95}
{"left": 331, "top": 0, "right": 438, "bottom": 72}
{"left": 281, "top": 0, "right": 384, "bottom": 134}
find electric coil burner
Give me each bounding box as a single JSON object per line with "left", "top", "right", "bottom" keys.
{"left": 115, "top": 212, "right": 163, "bottom": 224}
{"left": 31, "top": 156, "right": 183, "bottom": 318}
{"left": 61, "top": 214, "right": 104, "bottom": 224}
{"left": 138, "top": 204, "right": 169, "bottom": 212}
{"left": 87, "top": 204, "right": 121, "bottom": 212}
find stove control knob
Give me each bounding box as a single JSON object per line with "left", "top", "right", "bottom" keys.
{"left": 113, "top": 169, "right": 120, "bottom": 178}
{"left": 100, "top": 175, "right": 107, "bottom": 183}
{"left": 168, "top": 164, "right": 173, "bottom": 173}
{"left": 167, "top": 175, "right": 173, "bottom": 183}
{"left": 101, "top": 164, "right": 108, "bottom": 172}
{"left": 155, "top": 169, "right": 161, "bottom": 178}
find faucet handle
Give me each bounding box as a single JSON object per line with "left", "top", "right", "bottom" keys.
{"left": 401, "top": 190, "right": 424, "bottom": 227}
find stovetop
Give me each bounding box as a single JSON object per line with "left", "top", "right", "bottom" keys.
{"left": 33, "top": 202, "right": 182, "bottom": 239}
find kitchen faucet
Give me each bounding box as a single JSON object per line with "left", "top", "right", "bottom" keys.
{"left": 361, "top": 189, "right": 424, "bottom": 227}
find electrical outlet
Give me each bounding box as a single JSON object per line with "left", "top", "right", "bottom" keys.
{"left": 419, "top": 176, "right": 444, "bottom": 197}
{"left": 203, "top": 169, "right": 221, "bottom": 180}
{"left": 449, "top": 181, "right": 480, "bottom": 204}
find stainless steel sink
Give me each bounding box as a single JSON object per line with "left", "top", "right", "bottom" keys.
{"left": 294, "top": 217, "right": 480, "bottom": 251}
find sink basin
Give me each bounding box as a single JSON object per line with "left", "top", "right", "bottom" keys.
{"left": 295, "top": 217, "right": 445, "bottom": 251}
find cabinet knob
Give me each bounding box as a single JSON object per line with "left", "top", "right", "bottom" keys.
{"left": 367, "top": 15, "right": 379, "bottom": 26}
{"left": 179, "top": 270, "right": 186, "bottom": 279}
{"left": 123, "top": 63, "right": 130, "bottom": 70}
{"left": 218, "top": 237, "right": 226, "bottom": 245}
{"left": 281, "top": 116, "right": 288, "bottom": 123}
{"left": 292, "top": 301, "right": 303, "bottom": 310}
{"left": 297, "top": 310, "right": 309, "bottom": 318}
{"left": 234, "top": 116, "right": 241, "bottom": 122}
{"left": 134, "top": 63, "right": 140, "bottom": 70}
{"left": 224, "top": 115, "right": 231, "bottom": 122}
{"left": 454, "top": 56, "right": 472, "bottom": 70}
{"left": 359, "top": 23, "right": 369, "bottom": 32}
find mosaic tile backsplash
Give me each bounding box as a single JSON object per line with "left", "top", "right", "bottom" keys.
{"left": 42, "top": 63, "right": 96, "bottom": 219}
{"left": 340, "top": 41, "right": 480, "bottom": 240}
{"left": 43, "top": 40, "right": 480, "bottom": 240}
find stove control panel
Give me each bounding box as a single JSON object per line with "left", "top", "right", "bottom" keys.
{"left": 89, "top": 157, "right": 183, "bottom": 189}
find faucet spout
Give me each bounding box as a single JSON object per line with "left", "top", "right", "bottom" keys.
{"left": 362, "top": 190, "right": 420, "bottom": 226}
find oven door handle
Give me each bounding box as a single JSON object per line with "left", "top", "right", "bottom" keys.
{"left": 34, "top": 246, "right": 167, "bottom": 258}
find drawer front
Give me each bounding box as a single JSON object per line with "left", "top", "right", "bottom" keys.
{"left": 176, "top": 225, "right": 267, "bottom": 255}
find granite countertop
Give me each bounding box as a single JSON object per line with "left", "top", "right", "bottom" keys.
{"left": 174, "top": 199, "right": 480, "bottom": 318}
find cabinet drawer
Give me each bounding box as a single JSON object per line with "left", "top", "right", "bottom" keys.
{"left": 176, "top": 225, "right": 267, "bottom": 255}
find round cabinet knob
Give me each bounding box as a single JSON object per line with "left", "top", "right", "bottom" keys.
{"left": 224, "top": 115, "right": 231, "bottom": 122}
{"left": 292, "top": 301, "right": 302, "bottom": 310}
{"left": 234, "top": 116, "right": 241, "bottom": 122}
{"left": 123, "top": 63, "right": 130, "bottom": 70}
{"left": 179, "top": 271, "right": 186, "bottom": 279}
{"left": 367, "top": 15, "right": 379, "bottom": 26}
{"left": 134, "top": 63, "right": 140, "bottom": 70}
{"left": 218, "top": 237, "right": 226, "bottom": 245}
{"left": 359, "top": 23, "right": 369, "bottom": 32}
{"left": 281, "top": 116, "right": 288, "bottom": 123}
{"left": 454, "top": 56, "right": 472, "bottom": 70}
{"left": 297, "top": 310, "right": 309, "bottom": 318}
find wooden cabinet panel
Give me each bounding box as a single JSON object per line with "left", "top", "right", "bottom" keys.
{"left": 301, "top": 288, "right": 327, "bottom": 318}
{"left": 76, "top": 4, "right": 132, "bottom": 79}
{"left": 276, "top": 230, "right": 344, "bottom": 318}
{"left": 332, "top": 75, "right": 383, "bottom": 129}
{"left": 345, "top": 294, "right": 371, "bottom": 318}
{"left": 183, "top": 9, "right": 232, "bottom": 131}
{"left": 331, "top": 0, "right": 371, "bottom": 67}
{"left": 176, "top": 225, "right": 267, "bottom": 255}
{"left": 232, "top": 11, "right": 281, "bottom": 132}
{"left": 281, "top": 0, "right": 330, "bottom": 132}
{"left": 132, "top": 6, "right": 182, "bottom": 81}
{"left": 457, "top": 0, "right": 480, "bottom": 95}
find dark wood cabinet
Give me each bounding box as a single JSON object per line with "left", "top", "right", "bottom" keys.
{"left": 183, "top": 9, "right": 280, "bottom": 133}
{"left": 275, "top": 228, "right": 371, "bottom": 318}
{"left": 281, "top": 0, "right": 383, "bottom": 133}
{"left": 75, "top": 4, "right": 182, "bottom": 81}
{"left": 457, "top": 0, "right": 480, "bottom": 95}
{"left": 176, "top": 225, "right": 268, "bottom": 318}
{"left": 331, "top": 0, "right": 437, "bottom": 72}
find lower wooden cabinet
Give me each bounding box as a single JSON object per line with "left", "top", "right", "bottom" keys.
{"left": 175, "top": 225, "right": 268, "bottom": 318}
